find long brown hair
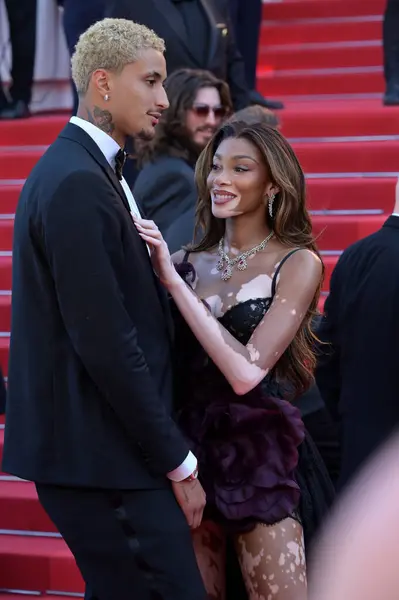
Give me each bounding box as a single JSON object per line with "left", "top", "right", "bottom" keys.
{"left": 135, "top": 68, "right": 233, "bottom": 168}
{"left": 191, "top": 121, "right": 324, "bottom": 394}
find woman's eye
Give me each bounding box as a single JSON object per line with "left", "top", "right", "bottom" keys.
{"left": 211, "top": 164, "right": 221, "bottom": 171}
{"left": 234, "top": 166, "right": 248, "bottom": 172}
{"left": 147, "top": 79, "right": 155, "bottom": 86}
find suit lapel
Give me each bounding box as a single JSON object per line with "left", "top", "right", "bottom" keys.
{"left": 59, "top": 123, "right": 174, "bottom": 342}
{"left": 59, "top": 123, "right": 131, "bottom": 214}
{"left": 152, "top": 0, "right": 197, "bottom": 64}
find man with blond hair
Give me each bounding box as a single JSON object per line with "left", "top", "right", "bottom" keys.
{"left": 2, "top": 18, "right": 206, "bottom": 600}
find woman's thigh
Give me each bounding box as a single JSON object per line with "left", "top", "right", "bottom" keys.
{"left": 234, "top": 518, "right": 307, "bottom": 600}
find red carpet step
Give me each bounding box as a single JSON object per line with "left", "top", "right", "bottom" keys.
{"left": 0, "top": 481, "right": 57, "bottom": 533}
{"left": 262, "top": 0, "right": 386, "bottom": 21}
{"left": 312, "top": 214, "right": 386, "bottom": 250}
{"left": 0, "top": 256, "right": 12, "bottom": 288}
{"left": 0, "top": 296, "right": 11, "bottom": 331}
{"left": 258, "top": 68, "right": 384, "bottom": 97}
{"left": 294, "top": 140, "right": 399, "bottom": 174}
{"left": 260, "top": 43, "right": 383, "bottom": 71}
{"left": 2, "top": 140, "right": 398, "bottom": 180}
{"left": 0, "top": 534, "right": 84, "bottom": 593}
{"left": 0, "top": 595, "right": 80, "bottom": 599}
{"left": 0, "top": 186, "right": 20, "bottom": 214}
{"left": 0, "top": 116, "right": 68, "bottom": 147}
{"left": 281, "top": 99, "right": 399, "bottom": 138}
{"left": 260, "top": 16, "right": 382, "bottom": 46}
{"left": 1, "top": 177, "right": 396, "bottom": 215}
{"left": 306, "top": 177, "right": 397, "bottom": 213}
{"left": 1, "top": 102, "right": 397, "bottom": 146}
{"left": 0, "top": 338, "right": 9, "bottom": 375}
{"left": 0, "top": 221, "right": 13, "bottom": 251}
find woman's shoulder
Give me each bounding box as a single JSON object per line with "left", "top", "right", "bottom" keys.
{"left": 172, "top": 248, "right": 188, "bottom": 266}
{"left": 273, "top": 246, "right": 323, "bottom": 288}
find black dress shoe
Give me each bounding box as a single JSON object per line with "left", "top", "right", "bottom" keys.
{"left": 0, "top": 99, "right": 30, "bottom": 119}
{"left": 249, "top": 89, "right": 285, "bottom": 110}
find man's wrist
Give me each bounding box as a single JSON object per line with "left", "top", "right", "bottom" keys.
{"left": 183, "top": 463, "right": 199, "bottom": 482}
{"left": 167, "top": 451, "right": 197, "bottom": 482}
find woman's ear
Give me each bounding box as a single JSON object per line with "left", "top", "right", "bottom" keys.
{"left": 271, "top": 185, "right": 280, "bottom": 197}
{"left": 264, "top": 183, "right": 280, "bottom": 198}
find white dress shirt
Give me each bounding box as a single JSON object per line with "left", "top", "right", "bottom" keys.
{"left": 69, "top": 116, "right": 197, "bottom": 482}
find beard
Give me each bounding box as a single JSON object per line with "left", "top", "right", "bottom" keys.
{"left": 136, "top": 127, "right": 155, "bottom": 142}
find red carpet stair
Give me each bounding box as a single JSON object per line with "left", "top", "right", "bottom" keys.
{"left": 0, "top": 0, "right": 398, "bottom": 595}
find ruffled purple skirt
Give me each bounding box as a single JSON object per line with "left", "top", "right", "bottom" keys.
{"left": 178, "top": 385, "right": 305, "bottom": 532}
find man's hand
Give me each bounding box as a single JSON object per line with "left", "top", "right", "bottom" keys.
{"left": 172, "top": 479, "right": 206, "bottom": 529}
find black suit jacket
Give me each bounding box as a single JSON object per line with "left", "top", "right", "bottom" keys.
{"left": 133, "top": 155, "right": 196, "bottom": 240}
{"left": 316, "top": 215, "right": 399, "bottom": 485}
{"left": 2, "top": 123, "right": 190, "bottom": 489}
{"left": 105, "top": 0, "right": 250, "bottom": 109}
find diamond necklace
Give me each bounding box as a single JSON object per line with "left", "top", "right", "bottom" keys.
{"left": 216, "top": 231, "right": 274, "bottom": 281}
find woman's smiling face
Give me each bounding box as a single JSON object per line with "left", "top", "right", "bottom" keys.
{"left": 207, "top": 136, "right": 272, "bottom": 219}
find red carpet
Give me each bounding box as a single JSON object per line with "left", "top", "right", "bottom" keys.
{"left": 0, "top": 0, "right": 398, "bottom": 595}
{"left": 2, "top": 138, "right": 397, "bottom": 179}
{"left": 259, "top": 44, "right": 383, "bottom": 71}
{"left": 260, "top": 16, "right": 382, "bottom": 45}
{"left": 262, "top": 0, "right": 386, "bottom": 20}
{"left": 0, "top": 534, "right": 84, "bottom": 593}
{"left": 258, "top": 69, "right": 384, "bottom": 96}
{"left": 0, "top": 593, "right": 79, "bottom": 600}
{"left": 0, "top": 481, "right": 57, "bottom": 532}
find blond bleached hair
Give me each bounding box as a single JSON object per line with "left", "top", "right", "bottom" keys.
{"left": 71, "top": 18, "right": 165, "bottom": 95}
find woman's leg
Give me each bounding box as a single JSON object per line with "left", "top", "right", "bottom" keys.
{"left": 192, "top": 520, "right": 227, "bottom": 600}
{"left": 234, "top": 518, "right": 307, "bottom": 600}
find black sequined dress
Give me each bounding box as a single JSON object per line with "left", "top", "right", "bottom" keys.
{"left": 172, "top": 255, "right": 334, "bottom": 547}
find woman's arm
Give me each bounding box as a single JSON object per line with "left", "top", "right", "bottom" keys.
{"left": 136, "top": 218, "right": 322, "bottom": 395}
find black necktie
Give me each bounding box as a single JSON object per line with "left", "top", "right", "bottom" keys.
{"left": 114, "top": 149, "right": 127, "bottom": 180}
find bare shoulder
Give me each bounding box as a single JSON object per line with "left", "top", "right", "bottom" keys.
{"left": 171, "top": 248, "right": 187, "bottom": 265}
{"left": 278, "top": 248, "right": 323, "bottom": 287}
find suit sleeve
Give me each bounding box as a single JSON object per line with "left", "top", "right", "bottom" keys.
{"left": 134, "top": 162, "right": 197, "bottom": 233}
{"left": 43, "top": 171, "right": 190, "bottom": 476}
{"left": 315, "top": 258, "right": 343, "bottom": 422}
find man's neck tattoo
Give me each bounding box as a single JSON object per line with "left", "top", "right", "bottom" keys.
{"left": 86, "top": 105, "right": 115, "bottom": 135}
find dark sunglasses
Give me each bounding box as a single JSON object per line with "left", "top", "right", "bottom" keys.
{"left": 191, "top": 103, "right": 227, "bottom": 119}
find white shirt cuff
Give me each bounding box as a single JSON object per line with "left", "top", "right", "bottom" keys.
{"left": 167, "top": 451, "right": 197, "bottom": 482}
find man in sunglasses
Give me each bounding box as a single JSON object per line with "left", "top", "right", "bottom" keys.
{"left": 133, "top": 68, "right": 232, "bottom": 253}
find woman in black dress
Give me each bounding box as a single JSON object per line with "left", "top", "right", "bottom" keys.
{"left": 134, "top": 122, "right": 333, "bottom": 600}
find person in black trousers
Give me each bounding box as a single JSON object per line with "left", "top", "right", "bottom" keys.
{"left": 0, "top": 0, "right": 36, "bottom": 119}
{"left": 2, "top": 18, "right": 206, "bottom": 600}
{"left": 229, "top": 0, "right": 283, "bottom": 108}
{"left": 383, "top": 0, "right": 399, "bottom": 105}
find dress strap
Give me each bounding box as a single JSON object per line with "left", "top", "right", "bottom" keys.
{"left": 182, "top": 250, "right": 191, "bottom": 263}
{"left": 271, "top": 248, "right": 303, "bottom": 298}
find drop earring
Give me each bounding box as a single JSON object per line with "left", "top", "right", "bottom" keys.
{"left": 104, "top": 94, "right": 110, "bottom": 102}
{"left": 268, "top": 193, "right": 275, "bottom": 218}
